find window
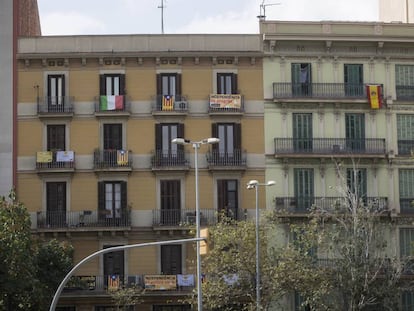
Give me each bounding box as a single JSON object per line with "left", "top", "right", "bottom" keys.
{"left": 291, "top": 63, "right": 311, "bottom": 96}
{"left": 212, "top": 123, "right": 241, "bottom": 164}
{"left": 47, "top": 124, "right": 65, "bottom": 151}
{"left": 103, "top": 123, "right": 122, "bottom": 150}
{"left": 402, "top": 291, "right": 414, "bottom": 311}
{"left": 156, "top": 73, "right": 182, "bottom": 109}
{"left": 217, "top": 179, "right": 238, "bottom": 219}
{"left": 161, "top": 245, "right": 182, "bottom": 274}
{"left": 345, "top": 113, "right": 365, "bottom": 151}
{"left": 397, "top": 114, "right": 414, "bottom": 155}
{"left": 100, "top": 74, "right": 125, "bottom": 96}
{"left": 399, "top": 169, "right": 414, "bottom": 213}
{"left": 294, "top": 291, "right": 311, "bottom": 311}
{"left": 346, "top": 168, "right": 367, "bottom": 200}
{"left": 46, "top": 182, "right": 66, "bottom": 227}
{"left": 155, "top": 123, "right": 184, "bottom": 165}
{"left": 344, "top": 64, "right": 363, "bottom": 96}
{"left": 396, "top": 65, "right": 414, "bottom": 100}
{"left": 294, "top": 169, "right": 314, "bottom": 212}
{"left": 160, "top": 180, "right": 181, "bottom": 225}
{"left": 56, "top": 307, "right": 76, "bottom": 311}
{"left": 98, "top": 181, "right": 127, "bottom": 225}
{"left": 293, "top": 113, "right": 313, "bottom": 152}
{"left": 103, "top": 245, "right": 124, "bottom": 283}
{"left": 153, "top": 306, "right": 191, "bottom": 311}
{"left": 217, "top": 73, "right": 238, "bottom": 94}
{"left": 47, "top": 74, "right": 65, "bottom": 111}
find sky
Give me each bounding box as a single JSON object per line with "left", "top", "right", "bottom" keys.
{"left": 37, "top": 0, "right": 379, "bottom": 36}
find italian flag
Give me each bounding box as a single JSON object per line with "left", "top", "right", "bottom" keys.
{"left": 100, "top": 95, "right": 124, "bottom": 111}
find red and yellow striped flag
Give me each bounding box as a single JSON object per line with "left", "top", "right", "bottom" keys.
{"left": 367, "top": 85, "right": 382, "bottom": 109}
{"left": 162, "top": 95, "right": 174, "bottom": 110}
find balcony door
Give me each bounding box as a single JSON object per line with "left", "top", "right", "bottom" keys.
{"left": 217, "top": 73, "right": 238, "bottom": 94}
{"left": 217, "top": 179, "right": 238, "bottom": 219}
{"left": 161, "top": 245, "right": 182, "bottom": 274}
{"left": 212, "top": 123, "right": 241, "bottom": 164}
{"left": 155, "top": 123, "right": 184, "bottom": 165}
{"left": 346, "top": 168, "right": 367, "bottom": 202}
{"left": 345, "top": 113, "right": 365, "bottom": 151}
{"left": 344, "top": 64, "right": 363, "bottom": 96}
{"left": 47, "top": 74, "right": 65, "bottom": 111}
{"left": 98, "top": 181, "right": 127, "bottom": 225}
{"left": 46, "top": 182, "right": 66, "bottom": 227}
{"left": 103, "top": 246, "right": 124, "bottom": 289}
{"left": 160, "top": 180, "right": 181, "bottom": 225}
{"left": 399, "top": 169, "right": 414, "bottom": 213}
{"left": 292, "top": 63, "right": 311, "bottom": 96}
{"left": 293, "top": 113, "right": 313, "bottom": 152}
{"left": 294, "top": 169, "right": 314, "bottom": 212}
{"left": 156, "top": 73, "right": 181, "bottom": 109}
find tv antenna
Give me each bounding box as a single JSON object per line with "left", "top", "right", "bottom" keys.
{"left": 158, "top": 0, "right": 166, "bottom": 34}
{"left": 257, "top": 1, "right": 281, "bottom": 20}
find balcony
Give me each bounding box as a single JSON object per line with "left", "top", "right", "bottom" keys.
{"left": 208, "top": 94, "right": 244, "bottom": 115}
{"left": 36, "top": 150, "right": 75, "bottom": 173}
{"left": 151, "top": 150, "right": 189, "bottom": 171}
{"left": 36, "top": 210, "right": 131, "bottom": 229}
{"left": 206, "top": 150, "right": 247, "bottom": 170}
{"left": 93, "top": 149, "right": 132, "bottom": 171}
{"left": 94, "top": 95, "right": 130, "bottom": 117}
{"left": 64, "top": 274, "right": 195, "bottom": 294}
{"left": 272, "top": 83, "right": 367, "bottom": 101}
{"left": 274, "top": 196, "right": 389, "bottom": 215}
{"left": 396, "top": 85, "right": 414, "bottom": 101}
{"left": 37, "top": 96, "right": 74, "bottom": 117}
{"left": 152, "top": 207, "right": 244, "bottom": 227}
{"left": 274, "top": 138, "right": 386, "bottom": 158}
{"left": 152, "top": 95, "right": 188, "bottom": 115}
{"left": 398, "top": 140, "right": 414, "bottom": 156}
{"left": 400, "top": 198, "right": 414, "bottom": 214}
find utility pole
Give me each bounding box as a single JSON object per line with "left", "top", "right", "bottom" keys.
{"left": 158, "top": 0, "right": 166, "bottom": 34}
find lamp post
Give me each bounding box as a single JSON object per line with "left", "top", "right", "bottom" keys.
{"left": 172, "top": 137, "right": 219, "bottom": 311}
{"left": 246, "top": 179, "right": 275, "bottom": 310}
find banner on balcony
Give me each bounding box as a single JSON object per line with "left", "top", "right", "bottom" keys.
{"left": 209, "top": 94, "right": 241, "bottom": 109}
{"left": 117, "top": 150, "right": 129, "bottom": 165}
{"left": 100, "top": 95, "right": 124, "bottom": 111}
{"left": 36, "top": 151, "right": 52, "bottom": 163}
{"left": 56, "top": 150, "right": 74, "bottom": 162}
{"left": 107, "top": 275, "right": 120, "bottom": 291}
{"left": 366, "top": 85, "right": 382, "bottom": 109}
{"left": 162, "top": 95, "right": 174, "bottom": 110}
{"left": 144, "top": 275, "right": 177, "bottom": 290}
{"left": 177, "top": 274, "right": 194, "bottom": 287}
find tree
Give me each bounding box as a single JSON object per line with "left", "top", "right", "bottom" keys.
{"left": 0, "top": 191, "right": 73, "bottom": 310}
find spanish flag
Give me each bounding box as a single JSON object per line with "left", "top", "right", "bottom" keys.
{"left": 366, "top": 85, "right": 382, "bottom": 109}
{"left": 162, "top": 95, "right": 174, "bottom": 111}
{"left": 117, "top": 150, "right": 129, "bottom": 166}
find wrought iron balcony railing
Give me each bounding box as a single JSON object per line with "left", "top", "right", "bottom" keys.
{"left": 64, "top": 274, "right": 195, "bottom": 293}
{"left": 206, "top": 150, "right": 246, "bottom": 167}
{"left": 153, "top": 94, "right": 188, "bottom": 112}
{"left": 274, "top": 138, "right": 386, "bottom": 156}
{"left": 398, "top": 140, "right": 414, "bottom": 156}
{"left": 93, "top": 149, "right": 132, "bottom": 169}
{"left": 37, "top": 96, "right": 74, "bottom": 113}
{"left": 396, "top": 85, "right": 414, "bottom": 100}
{"left": 275, "top": 196, "right": 389, "bottom": 214}
{"left": 36, "top": 150, "right": 75, "bottom": 169}
{"left": 273, "top": 83, "right": 367, "bottom": 99}
{"left": 36, "top": 210, "right": 131, "bottom": 229}
{"left": 152, "top": 207, "right": 243, "bottom": 227}
{"left": 151, "top": 150, "right": 189, "bottom": 169}
{"left": 208, "top": 94, "right": 244, "bottom": 113}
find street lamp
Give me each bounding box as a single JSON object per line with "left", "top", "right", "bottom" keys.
{"left": 246, "top": 179, "right": 275, "bottom": 310}
{"left": 172, "top": 137, "right": 219, "bottom": 311}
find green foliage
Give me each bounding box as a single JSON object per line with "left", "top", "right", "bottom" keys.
{"left": 110, "top": 285, "right": 144, "bottom": 310}
{"left": 0, "top": 192, "right": 73, "bottom": 310}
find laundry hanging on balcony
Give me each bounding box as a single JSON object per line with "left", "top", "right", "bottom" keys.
{"left": 100, "top": 95, "right": 124, "bottom": 110}
{"left": 366, "top": 84, "right": 382, "bottom": 109}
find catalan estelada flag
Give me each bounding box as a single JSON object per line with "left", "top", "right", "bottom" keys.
{"left": 366, "top": 85, "right": 382, "bottom": 109}
{"left": 108, "top": 275, "right": 120, "bottom": 291}
{"left": 117, "top": 150, "right": 129, "bottom": 166}
{"left": 162, "top": 95, "right": 174, "bottom": 110}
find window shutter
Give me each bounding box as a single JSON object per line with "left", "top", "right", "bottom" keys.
{"left": 99, "top": 75, "right": 106, "bottom": 95}
{"left": 176, "top": 73, "right": 182, "bottom": 96}
{"left": 98, "top": 182, "right": 105, "bottom": 213}
{"left": 234, "top": 123, "right": 241, "bottom": 150}
{"left": 120, "top": 181, "right": 127, "bottom": 210}
{"left": 119, "top": 74, "right": 126, "bottom": 95}
{"left": 61, "top": 74, "right": 66, "bottom": 96}
{"left": 217, "top": 180, "right": 225, "bottom": 211}
{"left": 212, "top": 123, "right": 218, "bottom": 151}
{"left": 232, "top": 73, "right": 238, "bottom": 94}
{"left": 47, "top": 75, "right": 52, "bottom": 97}
{"left": 156, "top": 74, "right": 162, "bottom": 96}
{"left": 155, "top": 124, "right": 162, "bottom": 151}
{"left": 177, "top": 123, "right": 184, "bottom": 152}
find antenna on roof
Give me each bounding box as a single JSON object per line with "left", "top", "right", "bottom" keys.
{"left": 158, "top": 0, "right": 166, "bottom": 34}
{"left": 257, "top": 0, "right": 281, "bottom": 21}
